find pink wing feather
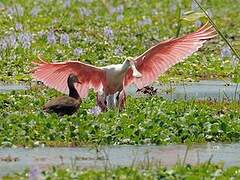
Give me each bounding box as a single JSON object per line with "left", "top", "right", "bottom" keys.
{"left": 124, "top": 22, "right": 217, "bottom": 89}
{"left": 32, "top": 58, "right": 106, "bottom": 98}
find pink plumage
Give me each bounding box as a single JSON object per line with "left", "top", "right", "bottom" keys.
{"left": 32, "top": 59, "right": 106, "bottom": 98}
{"left": 124, "top": 22, "right": 216, "bottom": 89}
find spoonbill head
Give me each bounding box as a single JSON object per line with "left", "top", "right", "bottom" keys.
{"left": 32, "top": 22, "right": 217, "bottom": 111}
{"left": 68, "top": 73, "right": 81, "bottom": 84}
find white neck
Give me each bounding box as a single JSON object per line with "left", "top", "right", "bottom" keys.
{"left": 120, "top": 60, "right": 131, "bottom": 72}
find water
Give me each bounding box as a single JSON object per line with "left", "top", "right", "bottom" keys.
{"left": 1, "top": 143, "right": 240, "bottom": 176}
{"left": 1, "top": 80, "right": 239, "bottom": 101}
{"left": 0, "top": 84, "right": 28, "bottom": 93}
{"left": 129, "top": 80, "right": 240, "bottom": 101}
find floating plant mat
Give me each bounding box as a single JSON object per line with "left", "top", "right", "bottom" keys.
{"left": 1, "top": 143, "right": 240, "bottom": 176}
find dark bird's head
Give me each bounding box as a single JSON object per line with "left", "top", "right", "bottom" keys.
{"left": 67, "top": 74, "right": 81, "bottom": 99}
{"left": 68, "top": 74, "right": 81, "bottom": 85}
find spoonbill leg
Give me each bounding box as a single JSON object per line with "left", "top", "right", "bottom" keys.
{"left": 106, "top": 94, "right": 118, "bottom": 109}
{"left": 118, "top": 90, "right": 126, "bottom": 111}
{"left": 97, "top": 92, "right": 107, "bottom": 112}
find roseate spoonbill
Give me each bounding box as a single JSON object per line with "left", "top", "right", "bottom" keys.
{"left": 43, "top": 74, "right": 82, "bottom": 116}
{"left": 32, "top": 22, "right": 216, "bottom": 111}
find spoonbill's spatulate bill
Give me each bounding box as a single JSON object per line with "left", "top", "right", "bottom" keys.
{"left": 32, "top": 22, "right": 217, "bottom": 111}
{"left": 43, "top": 74, "right": 82, "bottom": 116}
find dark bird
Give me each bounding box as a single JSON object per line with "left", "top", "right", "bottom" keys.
{"left": 43, "top": 74, "right": 82, "bottom": 116}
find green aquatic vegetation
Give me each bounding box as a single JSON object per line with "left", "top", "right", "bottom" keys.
{"left": 3, "top": 162, "right": 240, "bottom": 179}
{"left": 0, "top": 0, "right": 239, "bottom": 83}
{"left": 1, "top": 88, "right": 240, "bottom": 147}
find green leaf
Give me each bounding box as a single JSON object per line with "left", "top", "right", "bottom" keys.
{"left": 182, "top": 11, "right": 205, "bottom": 21}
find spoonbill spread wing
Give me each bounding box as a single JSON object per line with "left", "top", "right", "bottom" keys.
{"left": 124, "top": 22, "right": 217, "bottom": 89}
{"left": 32, "top": 22, "right": 217, "bottom": 111}
{"left": 32, "top": 58, "right": 106, "bottom": 98}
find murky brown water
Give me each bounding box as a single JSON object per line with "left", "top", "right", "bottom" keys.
{"left": 1, "top": 143, "right": 240, "bottom": 176}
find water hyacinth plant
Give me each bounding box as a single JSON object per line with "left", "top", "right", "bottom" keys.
{"left": 0, "top": 38, "right": 7, "bottom": 51}
{"left": 231, "top": 56, "right": 238, "bottom": 68}
{"left": 116, "top": 5, "right": 124, "bottom": 14}
{"left": 116, "top": 14, "right": 124, "bottom": 21}
{"left": 30, "top": 6, "right": 41, "bottom": 17}
{"left": 87, "top": 106, "right": 101, "bottom": 116}
{"left": 38, "top": 31, "right": 45, "bottom": 38}
{"left": 114, "top": 45, "right": 123, "bottom": 56}
{"left": 138, "top": 17, "right": 152, "bottom": 26}
{"left": 60, "top": 33, "right": 70, "bottom": 45}
{"left": 64, "top": 0, "right": 71, "bottom": 8}
{"left": 79, "top": 7, "right": 92, "bottom": 16}
{"left": 74, "top": 32, "right": 81, "bottom": 40}
{"left": 73, "top": 47, "right": 83, "bottom": 56}
{"left": 168, "top": 2, "right": 177, "bottom": 12}
{"left": 47, "top": 31, "right": 56, "bottom": 44}
{"left": 191, "top": 0, "right": 201, "bottom": 11}
{"left": 18, "top": 32, "right": 32, "bottom": 49}
{"left": 207, "top": 9, "right": 213, "bottom": 18}
{"left": 0, "top": 34, "right": 17, "bottom": 51}
{"left": 83, "top": 0, "right": 92, "bottom": 3}
{"left": 195, "top": 20, "right": 202, "bottom": 27}
{"left": 7, "top": 4, "right": 24, "bottom": 16}
{"left": 15, "top": 23, "right": 23, "bottom": 31}
{"left": 110, "top": 4, "right": 124, "bottom": 15}
{"left": 103, "top": 27, "right": 114, "bottom": 40}
{"left": 221, "top": 46, "right": 232, "bottom": 59}
{"left": 5, "top": 34, "right": 17, "bottom": 49}
{"left": 29, "top": 167, "right": 40, "bottom": 180}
